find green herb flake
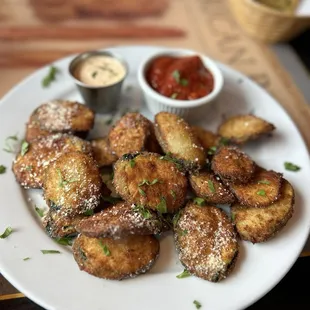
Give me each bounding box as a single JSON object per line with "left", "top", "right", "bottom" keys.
{"left": 193, "top": 197, "right": 205, "bottom": 206}
{"left": 193, "top": 300, "right": 202, "bottom": 309}
{"left": 41, "top": 250, "right": 61, "bottom": 254}
{"left": 160, "top": 153, "right": 183, "bottom": 170}
{"left": 208, "top": 180, "right": 216, "bottom": 193}
{"left": 172, "top": 211, "right": 181, "bottom": 226}
{"left": 181, "top": 229, "right": 188, "bottom": 236}
{"left": 102, "top": 196, "right": 122, "bottom": 204}
{"left": 172, "top": 70, "right": 180, "bottom": 83}
{"left": 92, "top": 71, "right": 98, "bottom": 78}
{"left": 171, "top": 93, "right": 178, "bottom": 99}
{"left": 83, "top": 209, "right": 94, "bottom": 216}
{"left": 207, "top": 146, "right": 217, "bottom": 155}
{"left": 176, "top": 269, "right": 191, "bottom": 279}
{"left": 42, "top": 66, "right": 59, "bottom": 88}
{"left": 105, "top": 118, "right": 113, "bottom": 125}
{"left": 35, "top": 206, "right": 45, "bottom": 218}
{"left": 23, "top": 257, "right": 31, "bottom": 261}
{"left": 133, "top": 204, "right": 152, "bottom": 219}
{"left": 56, "top": 168, "right": 78, "bottom": 187}
{"left": 156, "top": 197, "right": 167, "bottom": 214}
{"left": 55, "top": 236, "right": 74, "bottom": 246}
{"left": 138, "top": 187, "right": 146, "bottom": 196}
{"left": 171, "top": 190, "right": 176, "bottom": 200}
{"left": 139, "top": 179, "right": 159, "bottom": 186}
{"left": 0, "top": 227, "right": 13, "bottom": 239}
{"left": 284, "top": 162, "right": 301, "bottom": 172}
{"left": 180, "top": 78, "right": 188, "bottom": 86}
{"left": 258, "top": 180, "right": 271, "bottom": 185}
{"left": 130, "top": 159, "right": 136, "bottom": 168}
{"left": 0, "top": 165, "right": 6, "bottom": 174}
{"left": 25, "top": 165, "right": 33, "bottom": 171}
{"left": 219, "top": 137, "right": 230, "bottom": 146}
{"left": 257, "top": 189, "right": 266, "bottom": 196}
{"left": 21, "top": 141, "right": 29, "bottom": 156}
{"left": 99, "top": 241, "right": 111, "bottom": 256}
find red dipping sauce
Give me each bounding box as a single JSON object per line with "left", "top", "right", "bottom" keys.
{"left": 146, "top": 55, "right": 214, "bottom": 101}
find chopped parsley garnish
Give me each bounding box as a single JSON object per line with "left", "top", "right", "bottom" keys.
{"left": 172, "top": 70, "right": 180, "bottom": 83}
{"left": 172, "top": 211, "right": 181, "bottom": 226}
{"left": 138, "top": 179, "right": 160, "bottom": 186}
{"left": 181, "top": 229, "right": 188, "bottom": 236}
{"left": 130, "top": 159, "right": 136, "bottom": 168}
{"left": 25, "top": 165, "right": 33, "bottom": 171}
{"left": 41, "top": 250, "right": 61, "bottom": 254}
{"left": 171, "top": 93, "right": 178, "bottom": 99}
{"left": 0, "top": 165, "right": 6, "bottom": 174}
{"left": 284, "top": 162, "right": 301, "bottom": 172}
{"left": 56, "top": 168, "right": 78, "bottom": 187}
{"left": 42, "top": 66, "right": 59, "bottom": 88}
{"left": 231, "top": 213, "right": 235, "bottom": 221}
{"left": 21, "top": 141, "right": 29, "bottom": 156}
{"left": 133, "top": 204, "right": 152, "bottom": 219}
{"left": 171, "top": 190, "right": 176, "bottom": 200}
{"left": 176, "top": 269, "right": 191, "bottom": 279}
{"left": 257, "top": 189, "right": 266, "bottom": 196}
{"left": 55, "top": 236, "right": 75, "bottom": 246}
{"left": 83, "top": 209, "right": 94, "bottom": 216}
{"left": 138, "top": 188, "right": 146, "bottom": 196}
{"left": 156, "top": 197, "right": 167, "bottom": 214}
{"left": 23, "top": 257, "right": 31, "bottom": 261}
{"left": 3, "top": 135, "right": 18, "bottom": 153}
{"left": 193, "top": 300, "right": 202, "bottom": 309}
{"left": 92, "top": 71, "right": 98, "bottom": 78}
{"left": 180, "top": 78, "right": 188, "bottom": 86}
{"left": 35, "top": 206, "right": 45, "bottom": 217}
{"left": 258, "top": 180, "right": 270, "bottom": 185}
{"left": 219, "top": 137, "right": 230, "bottom": 146}
{"left": 0, "top": 227, "right": 13, "bottom": 239}
{"left": 99, "top": 241, "right": 111, "bottom": 256}
{"left": 208, "top": 180, "right": 215, "bottom": 193}
{"left": 193, "top": 197, "right": 205, "bottom": 206}
{"left": 160, "top": 153, "right": 183, "bottom": 170}
{"left": 207, "top": 146, "right": 217, "bottom": 155}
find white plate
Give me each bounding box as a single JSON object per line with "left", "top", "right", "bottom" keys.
{"left": 0, "top": 46, "right": 309, "bottom": 310}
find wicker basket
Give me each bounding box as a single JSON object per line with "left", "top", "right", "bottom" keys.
{"left": 228, "top": 0, "right": 310, "bottom": 43}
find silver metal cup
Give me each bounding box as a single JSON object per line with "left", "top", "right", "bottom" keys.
{"left": 68, "top": 50, "right": 128, "bottom": 114}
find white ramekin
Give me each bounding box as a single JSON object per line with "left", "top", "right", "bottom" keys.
{"left": 137, "top": 48, "right": 224, "bottom": 121}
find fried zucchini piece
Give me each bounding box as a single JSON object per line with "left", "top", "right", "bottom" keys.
{"left": 229, "top": 168, "right": 282, "bottom": 208}
{"left": 108, "top": 113, "right": 153, "bottom": 157}
{"left": 218, "top": 114, "right": 275, "bottom": 144}
{"left": 43, "top": 209, "right": 85, "bottom": 239}
{"left": 174, "top": 203, "right": 238, "bottom": 282}
{"left": 211, "top": 146, "right": 255, "bottom": 183}
{"left": 43, "top": 152, "right": 102, "bottom": 215}
{"left": 76, "top": 202, "right": 163, "bottom": 238}
{"left": 26, "top": 100, "right": 95, "bottom": 142}
{"left": 191, "top": 126, "right": 220, "bottom": 150}
{"left": 91, "top": 137, "right": 117, "bottom": 167}
{"left": 12, "top": 134, "right": 92, "bottom": 189}
{"left": 189, "top": 171, "right": 235, "bottom": 204}
{"left": 231, "top": 179, "right": 294, "bottom": 243}
{"left": 113, "top": 152, "right": 187, "bottom": 213}
{"left": 155, "top": 112, "right": 206, "bottom": 171}
{"left": 72, "top": 234, "right": 159, "bottom": 280}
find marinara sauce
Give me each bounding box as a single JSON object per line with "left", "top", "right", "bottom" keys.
{"left": 146, "top": 55, "right": 214, "bottom": 100}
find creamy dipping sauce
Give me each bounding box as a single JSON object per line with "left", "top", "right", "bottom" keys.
{"left": 74, "top": 55, "right": 126, "bottom": 87}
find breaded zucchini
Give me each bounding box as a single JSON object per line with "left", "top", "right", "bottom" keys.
{"left": 229, "top": 167, "right": 282, "bottom": 208}
{"left": 191, "top": 126, "right": 220, "bottom": 150}
{"left": 26, "top": 100, "right": 94, "bottom": 142}
{"left": 72, "top": 234, "right": 159, "bottom": 280}
{"left": 91, "top": 137, "right": 117, "bottom": 167}
{"left": 218, "top": 114, "right": 275, "bottom": 144}
{"left": 211, "top": 146, "right": 255, "bottom": 183}
{"left": 108, "top": 113, "right": 153, "bottom": 157}
{"left": 43, "top": 152, "right": 102, "bottom": 215}
{"left": 12, "top": 134, "right": 92, "bottom": 189}
{"left": 155, "top": 112, "right": 206, "bottom": 171}
{"left": 113, "top": 152, "right": 187, "bottom": 213}
{"left": 76, "top": 202, "right": 163, "bottom": 238}
{"left": 231, "top": 179, "right": 294, "bottom": 243}
{"left": 43, "top": 209, "right": 85, "bottom": 239}
{"left": 189, "top": 171, "right": 235, "bottom": 204}
{"left": 174, "top": 202, "right": 239, "bottom": 282}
